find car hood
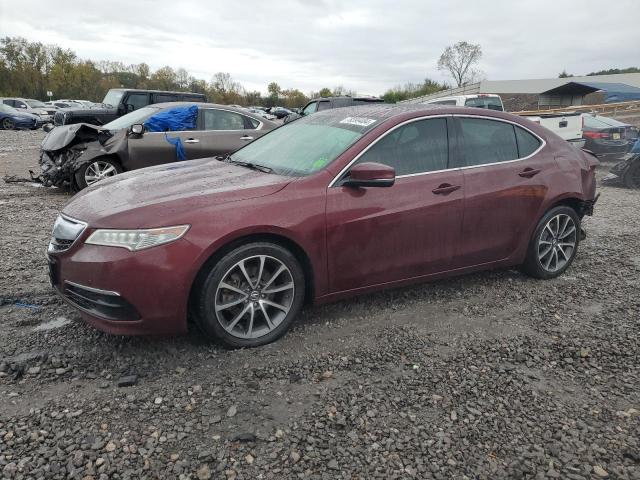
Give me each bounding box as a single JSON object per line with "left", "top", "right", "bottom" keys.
{"left": 41, "top": 123, "right": 111, "bottom": 151}
{"left": 63, "top": 158, "right": 293, "bottom": 227}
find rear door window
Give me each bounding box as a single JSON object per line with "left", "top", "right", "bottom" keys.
{"left": 514, "top": 127, "right": 542, "bottom": 157}
{"left": 354, "top": 118, "right": 449, "bottom": 176}
{"left": 202, "top": 109, "right": 247, "bottom": 130}
{"left": 457, "top": 117, "right": 518, "bottom": 166}
{"left": 153, "top": 93, "right": 178, "bottom": 103}
{"left": 125, "top": 93, "right": 150, "bottom": 111}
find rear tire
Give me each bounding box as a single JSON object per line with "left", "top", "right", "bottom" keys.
{"left": 195, "top": 242, "right": 305, "bottom": 348}
{"left": 74, "top": 157, "right": 122, "bottom": 190}
{"left": 522, "top": 206, "right": 580, "bottom": 279}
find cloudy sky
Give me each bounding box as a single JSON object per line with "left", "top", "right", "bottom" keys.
{"left": 1, "top": 0, "right": 637, "bottom": 95}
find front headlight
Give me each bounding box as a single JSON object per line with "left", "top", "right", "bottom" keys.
{"left": 85, "top": 225, "right": 190, "bottom": 251}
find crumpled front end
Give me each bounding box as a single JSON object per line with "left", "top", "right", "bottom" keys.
{"left": 37, "top": 146, "right": 88, "bottom": 187}
{"left": 33, "top": 123, "right": 125, "bottom": 189}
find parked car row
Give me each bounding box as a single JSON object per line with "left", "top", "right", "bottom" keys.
{"left": 53, "top": 88, "right": 207, "bottom": 127}
{"left": 1, "top": 97, "right": 56, "bottom": 124}
{"left": 37, "top": 102, "right": 277, "bottom": 189}
{"left": 44, "top": 103, "right": 598, "bottom": 348}
{"left": 0, "top": 103, "right": 44, "bottom": 130}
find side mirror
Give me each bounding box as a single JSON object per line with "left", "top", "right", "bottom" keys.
{"left": 130, "top": 124, "right": 144, "bottom": 135}
{"left": 19, "top": 105, "right": 27, "bottom": 109}
{"left": 341, "top": 162, "right": 395, "bottom": 188}
{"left": 42, "top": 123, "right": 55, "bottom": 133}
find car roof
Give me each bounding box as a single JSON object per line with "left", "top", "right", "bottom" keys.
{"left": 145, "top": 102, "right": 279, "bottom": 126}
{"left": 307, "top": 103, "right": 529, "bottom": 134}
{"left": 108, "top": 88, "right": 206, "bottom": 95}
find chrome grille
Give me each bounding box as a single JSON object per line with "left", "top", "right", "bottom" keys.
{"left": 48, "top": 215, "right": 87, "bottom": 253}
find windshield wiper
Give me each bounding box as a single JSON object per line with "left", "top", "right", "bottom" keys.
{"left": 224, "top": 156, "right": 273, "bottom": 174}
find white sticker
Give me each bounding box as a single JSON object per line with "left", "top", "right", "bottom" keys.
{"left": 339, "top": 117, "right": 376, "bottom": 127}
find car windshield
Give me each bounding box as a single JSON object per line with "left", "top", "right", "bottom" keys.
{"left": 103, "top": 106, "right": 160, "bottom": 130}
{"left": 0, "top": 104, "right": 18, "bottom": 113}
{"left": 231, "top": 115, "right": 369, "bottom": 176}
{"left": 465, "top": 97, "right": 504, "bottom": 111}
{"left": 102, "top": 90, "right": 124, "bottom": 108}
{"left": 26, "top": 100, "right": 46, "bottom": 108}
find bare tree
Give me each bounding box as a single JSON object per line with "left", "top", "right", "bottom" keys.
{"left": 437, "top": 41, "right": 482, "bottom": 87}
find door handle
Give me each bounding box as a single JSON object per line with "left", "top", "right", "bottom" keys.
{"left": 240, "top": 135, "right": 254, "bottom": 141}
{"left": 432, "top": 183, "right": 461, "bottom": 195}
{"left": 184, "top": 138, "right": 200, "bottom": 144}
{"left": 518, "top": 167, "right": 541, "bottom": 178}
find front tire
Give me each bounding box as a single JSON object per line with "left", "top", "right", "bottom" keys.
{"left": 2, "top": 118, "right": 15, "bottom": 130}
{"left": 522, "top": 206, "right": 580, "bottom": 279}
{"left": 195, "top": 242, "right": 305, "bottom": 348}
{"left": 74, "top": 158, "right": 122, "bottom": 189}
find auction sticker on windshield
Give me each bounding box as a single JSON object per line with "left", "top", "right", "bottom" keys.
{"left": 339, "top": 117, "right": 377, "bottom": 127}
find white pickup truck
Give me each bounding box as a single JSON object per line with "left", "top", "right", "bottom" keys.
{"left": 518, "top": 111, "right": 585, "bottom": 148}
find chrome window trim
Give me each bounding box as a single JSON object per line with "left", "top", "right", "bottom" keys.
{"left": 328, "top": 113, "right": 546, "bottom": 187}
{"left": 200, "top": 107, "right": 263, "bottom": 131}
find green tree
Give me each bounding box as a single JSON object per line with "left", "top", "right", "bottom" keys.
{"left": 587, "top": 67, "right": 640, "bottom": 76}
{"left": 381, "top": 78, "right": 447, "bottom": 103}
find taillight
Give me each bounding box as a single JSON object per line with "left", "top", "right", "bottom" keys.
{"left": 583, "top": 131, "right": 610, "bottom": 139}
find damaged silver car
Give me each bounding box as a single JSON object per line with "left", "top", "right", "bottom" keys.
{"left": 36, "top": 102, "right": 278, "bottom": 190}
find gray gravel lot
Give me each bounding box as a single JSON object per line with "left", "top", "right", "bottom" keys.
{"left": 1, "top": 129, "right": 639, "bottom": 479}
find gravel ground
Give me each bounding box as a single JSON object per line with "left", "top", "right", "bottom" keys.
{"left": 1, "top": 129, "right": 639, "bottom": 480}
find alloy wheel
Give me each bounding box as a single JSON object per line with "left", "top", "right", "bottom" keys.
{"left": 537, "top": 213, "right": 577, "bottom": 273}
{"left": 84, "top": 160, "right": 118, "bottom": 185}
{"left": 214, "top": 255, "right": 295, "bottom": 339}
{"left": 2, "top": 118, "right": 15, "bottom": 130}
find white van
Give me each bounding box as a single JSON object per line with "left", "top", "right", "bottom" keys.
{"left": 423, "top": 94, "right": 504, "bottom": 111}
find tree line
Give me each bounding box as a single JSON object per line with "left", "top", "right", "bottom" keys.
{"left": 0, "top": 36, "right": 450, "bottom": 107}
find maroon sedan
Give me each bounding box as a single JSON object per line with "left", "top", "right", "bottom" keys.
{"left": 47, "top": 105, "right": 598, "bottom": 348}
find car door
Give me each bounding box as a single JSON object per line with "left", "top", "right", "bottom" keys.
{"left": 126, "top": 108, "right": 202, "bottom": 169}
{"left": 197, "top": 108, "right": 268, "bottom": 157}
{"left": 325, "top": 117, "right": 465, "bottom": 292}
{"left": 452, "top": 116, "right": 548, "bottom": 267}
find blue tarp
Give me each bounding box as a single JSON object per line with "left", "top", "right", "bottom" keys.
{"left": 144, "top": 105, "right": 198, "bottom": 161}
{"left": 577, "top": 82, "right": 640, "bottom": 103}
{"left": 163, "top": 133, "right": 187, "bottom": 161}
{"left": 144, "top": 105, "right": 198, "bottom": 132}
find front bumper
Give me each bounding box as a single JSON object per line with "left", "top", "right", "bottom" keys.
{"left": 47, "top": 235, "right": 202, "bottom": 336}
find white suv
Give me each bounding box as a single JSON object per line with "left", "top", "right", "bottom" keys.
{"left": 423, "top": 94, "right": 504, "bottom": 111}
